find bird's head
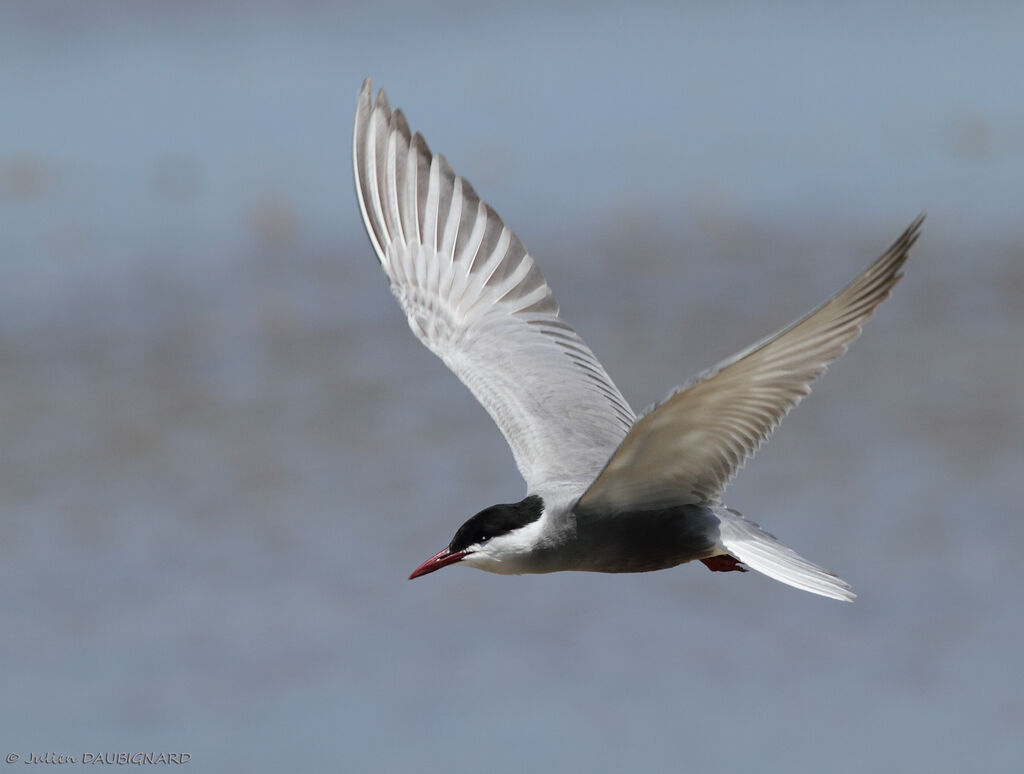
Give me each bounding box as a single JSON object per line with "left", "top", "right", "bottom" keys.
{"left": 408, "top": 495, "right": 545, "bottom": 578}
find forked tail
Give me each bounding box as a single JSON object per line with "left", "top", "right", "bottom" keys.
{"left": 714, "top": 508, "right": 855, "bottom": 602}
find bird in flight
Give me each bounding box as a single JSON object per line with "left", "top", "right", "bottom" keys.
{"left": 353, "top": 79, "right": 921, "bottom": 601}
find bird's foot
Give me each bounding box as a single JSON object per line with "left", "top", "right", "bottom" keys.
{"left": 701, "top": 554, "right": 748, "bottom": 573}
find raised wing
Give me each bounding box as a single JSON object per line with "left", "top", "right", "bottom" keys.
{"left": 353, "top": 79, "right": 635, "bottom": 492}
{"left": 578, "top": 216, "right": 923, "bottom": 511}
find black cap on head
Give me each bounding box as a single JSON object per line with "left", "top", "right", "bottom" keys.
{"left": 448, "top": 495, "right": 544, "bottom": 553}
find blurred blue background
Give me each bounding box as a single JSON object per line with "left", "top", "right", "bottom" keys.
{"left": 2, "top": 1, "right": 1022, "bottom": 771}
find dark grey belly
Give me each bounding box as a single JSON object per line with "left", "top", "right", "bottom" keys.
{"left": 568, "top": 504, "right": 720, "bottom": 573}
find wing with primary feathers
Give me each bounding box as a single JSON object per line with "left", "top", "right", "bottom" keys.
{"left": 353, "top": 79, "right": 635, "bottom": 492}
{"left": 578, "top": 216, "right": 923, "bottom": 511}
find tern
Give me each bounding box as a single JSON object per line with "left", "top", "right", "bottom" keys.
{"left": 353, "top": 79, "right": 921, "bottom": 601}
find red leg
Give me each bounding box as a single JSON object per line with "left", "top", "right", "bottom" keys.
{"left": 701, "top": 554, "right": 748, "bottom": 573}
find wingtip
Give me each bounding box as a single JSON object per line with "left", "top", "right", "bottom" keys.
{"left": 356, "top": 78, "right": 375, "bottom": 118}
{"left": 354, "top": 79, "right": 375, "bottom": 141}
{"left": 870, "top": 212, "right": 924, "bottom": 284}
{"left": 392, "top": 107, "right": 411, "bottom": 140}
{"left": 898, "top": 212, "right": 926, "bottom": 254}
{"left": 373, "top": 85, "right": 391, "bottom": 116}
{"left": 356, "top": 78, "right": 391, "bottom": 119}
{"left": 889, "top": 213, "right": 925, "bottom": 278}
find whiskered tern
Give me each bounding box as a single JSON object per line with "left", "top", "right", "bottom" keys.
{"left": 353, "top": 79, "right": 921, "bottom": 601}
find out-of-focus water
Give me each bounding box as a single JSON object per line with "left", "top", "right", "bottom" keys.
{"left": 2, "top": 2, "right": 1022, "bottom": 771}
